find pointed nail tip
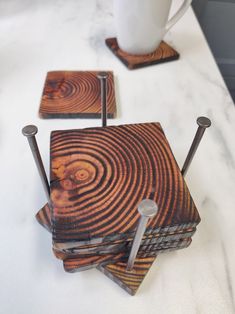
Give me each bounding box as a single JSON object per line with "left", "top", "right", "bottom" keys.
{"left": 126, "top": 265, "right": 133, "bottom": 272}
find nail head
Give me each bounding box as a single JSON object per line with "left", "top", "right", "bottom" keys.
{"left": 97, "top": 72, "right": 108, "bottom": 80}
{"left": 138, "top": 199, "right": 158, "bottom": 218}
{"left": 22, "top": 125, "right": 38, "bottom": 137}
{"left": 197, "top": 117, "right": 211, "bottom": 128}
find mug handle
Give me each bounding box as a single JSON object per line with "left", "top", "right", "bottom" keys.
{"left": 165, "top": 0, "right": 192, "bottom": 33}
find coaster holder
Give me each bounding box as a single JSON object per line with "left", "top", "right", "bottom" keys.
{"left": 23, "top": 72, "right": 211, "bottom": 295}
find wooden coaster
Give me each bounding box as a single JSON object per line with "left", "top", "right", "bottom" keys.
{"left": 50, "top": 123, "right": 200, "bottom": 246}
{"left": 39, "top": 71, "right": 116, "bottom": 118}
{"left": 98, "top": 257, "right": 156, "bottom": 295}
{"left": 98, "top": 238, "right": 192, "bottom": 295}
{"left": 105, "top": 38, "right": 179, "bottom": 70}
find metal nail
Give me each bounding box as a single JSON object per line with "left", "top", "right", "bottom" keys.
{"left": 126, "top": 199, "right": 158, "bottom": 271}
{"left": 97, "top": 72, "right": 108, "bottom": 127}
{"left": 181, "top": 117, "right": 211, "bottom": 177}
{"left": 22, "top": 125, "right": 51, "bottom": 206}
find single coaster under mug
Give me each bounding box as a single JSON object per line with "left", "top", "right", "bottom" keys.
{"left": 106, "top": 38, "right": 179, "bottom": 70}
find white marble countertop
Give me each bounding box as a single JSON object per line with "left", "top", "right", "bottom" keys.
{"left": 0, "top": 0, "right": 235, "bottom": 313}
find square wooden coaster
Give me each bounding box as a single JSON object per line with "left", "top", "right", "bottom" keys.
{"left": 105, "top": 38, "right": 179, "bottom": 70}
{"left": 97, "top": 238, "right": 191, "bottom": 295}
{"left": 98, "top": 257, "right": 156, "bottom": 295}
{"left": 39, "top": 71, "right": 116, "bottom": 119}
{"left": 50, "top": 122, "right": 200, "bottom": 248}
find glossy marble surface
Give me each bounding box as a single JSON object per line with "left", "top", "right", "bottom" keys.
{"left": 0, "top": 0, "right": 235, "bottom": 313}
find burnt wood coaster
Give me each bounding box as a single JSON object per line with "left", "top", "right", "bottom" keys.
{"left": 39, "top": 71, "right": 116, "bottom": 119}
{"left": 98, "top": 238, "right": 192, "bottom": 296}
{"left": 105, "top": 38, "right": 179, "bottom": 70}
{"left": 50, "top": 122, "right": 200, "bottom": 247}
{"left": 98, "top": 257, "right": 156, "bottom": 295}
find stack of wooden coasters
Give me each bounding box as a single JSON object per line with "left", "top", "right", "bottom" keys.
{"left": 35, "top": 121, "right": 201, "bottom": 295}
{"left": 22, "top": 71, "right": 209, "bottom": 295}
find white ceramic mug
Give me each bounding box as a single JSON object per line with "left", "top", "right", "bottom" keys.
{"left": 113, "top": 0, "right": 192, "bottom": 55}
